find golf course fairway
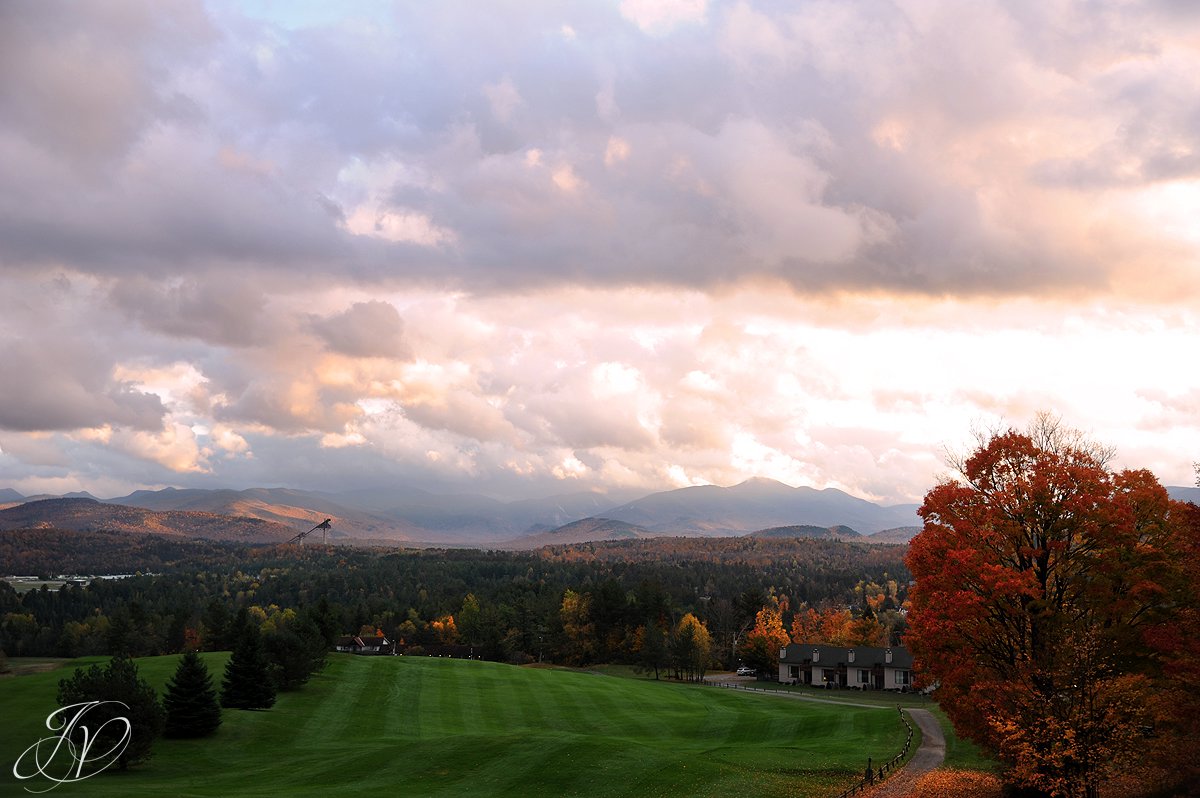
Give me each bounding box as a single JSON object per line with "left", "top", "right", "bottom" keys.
{"left": 0, "top": 653, "right": 910, "bottom": 797}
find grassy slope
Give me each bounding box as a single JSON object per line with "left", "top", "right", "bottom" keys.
{"left": 0, "top": 653, "right": 911, "bottom": 798}
{"left": 595, "top": 668, "right": 998, "bottom": 773}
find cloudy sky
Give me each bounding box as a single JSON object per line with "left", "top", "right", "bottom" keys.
{"left": 2, "top": 0, "right": 1198, "bottom": 504}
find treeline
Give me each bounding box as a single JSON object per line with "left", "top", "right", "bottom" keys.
{"left": 0, "top": 528, "right": 256, "bottom": 575}
{"left": 1, "top": 530, "right": 908, "bottom": 671}
{"left": 51, "top": 606, "right": 327, "bottom": 775}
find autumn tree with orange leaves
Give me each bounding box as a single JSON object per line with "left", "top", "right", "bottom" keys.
{"left": 906, "top": 416, "right": 1195, "bottom": 798}
{"left": 738, "top": 606, "right": 789, "bottom": 674}
{"left": 672, "top": 613, "right": 711, "bottom": 681}
{"left": 789, "top": 601, "right": 891, "bottom": 648}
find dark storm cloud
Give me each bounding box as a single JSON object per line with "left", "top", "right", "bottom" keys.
{"left": 0, "top": 0, "right": 214, "bottom": 168}
{"left": 110, "top": 276, "right": 272, "bottom": 346}
{"left": 309, "top": 301, "right": 411, "bottom": 359}
{"left": 0, "top": 339, "right": 165, "bottom": 432}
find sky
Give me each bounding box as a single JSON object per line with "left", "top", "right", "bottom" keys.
{"left": 1, "top": 0, "right": 1198, "bottom": 504}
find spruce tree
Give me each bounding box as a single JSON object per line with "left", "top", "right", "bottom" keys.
{"left": 220, "top": 619, "right": 276, "bottom": 710}
{"left": 163, "top": 651, "right": 222, "bottom": 737}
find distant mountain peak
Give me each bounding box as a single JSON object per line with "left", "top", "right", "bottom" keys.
{"left": 749, "top": 524, "right": 862, "bottom": 541}
{"left": 497, "top": 517, "right": 653, "bottom": 549}
{"left": 733, "top": 477, "right": 795, "bottom": 490}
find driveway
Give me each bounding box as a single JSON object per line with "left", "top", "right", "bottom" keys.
{"left": 863, "top": 708, "right": 946, "bottom": 797}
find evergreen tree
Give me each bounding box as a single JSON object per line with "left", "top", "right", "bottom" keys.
{"left": 57, "top": 655, "right": 165, "bottom": 770}
{"left": 263, "top": 617, "right": 327, "bottom": 691}
{"left": 634, "top": 621, "right": 668, "bottom": 680}
{"left": 106, "top": 610, "right": 134, "bottom": 656}
{"left": 163, "top": 651, "right": 222, "bottom": 738}
{"left": 305, "top": 596, "right": 340, "bottom": 648}
{"left": 201, "top": 599, "right": 231, "bottom": 652}
{"left": 220, "top": 619, "right": 276, "bottom": 710}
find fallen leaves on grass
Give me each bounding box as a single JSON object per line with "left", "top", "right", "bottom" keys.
{"left": 905, "top": 769, "right": 1002, "bottom": 798}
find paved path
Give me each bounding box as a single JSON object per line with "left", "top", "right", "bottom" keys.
{"left": 862, "top": 708, "right": 946, "bottom": 798}
{"left": 705, "top": 681, "right": 894, "bottom": 710}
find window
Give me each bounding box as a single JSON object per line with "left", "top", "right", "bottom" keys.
{"left": 898, "top": 670, "right": 911, "bottom": 686}
{"left": 859, "top": 669, "right": 870, "bottom": 684}
{"left": 848, "top": 650, "right": 855, "bottom": 663}
{"left": 885, "top": 649, "right": 893, "bottom": 664}
{"left": 789, "top": 666, "right": 800, "bottom": 679}
{"left": 813, "top": 649, "right": 819, "bottom": 663}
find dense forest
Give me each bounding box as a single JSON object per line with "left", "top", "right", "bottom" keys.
{"left": 0, "top": 528, "right": 908, "bottom": 669}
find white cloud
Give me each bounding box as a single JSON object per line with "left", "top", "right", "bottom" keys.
{"left": 483, "top": 76, "right": 523, "bottom": 122}
{"left": 620, "top": 0, "right": 708, "bottom": 36}
{"left": 551, "top": 164, "right": 583, "bottom": 193}
{"left": 113, "top": 423, "right": 207, "bottom": 474}
{"left": 604, "top": 136, "right": 630, "bottom": 167}
{"left": 342, "top": 206, "right": 456, "bottom": 246}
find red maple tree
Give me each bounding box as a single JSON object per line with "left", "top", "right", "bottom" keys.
{"left": 905, "top": 416, "right": 1195, "bottom": 798}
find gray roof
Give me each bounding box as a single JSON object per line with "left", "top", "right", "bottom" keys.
{"left": 781, "top": 642, "right": 912, "bottom": 668}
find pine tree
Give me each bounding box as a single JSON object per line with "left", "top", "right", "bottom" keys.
{"left": 57, "top": 655, "right": 164, "bottom": 770}
{"left": 220, "top": 619, "right": 276, "bottom": 710}
{"left": 163, "top": 651, "right": 221, "bottom": 737}
{"left": 201, "top": 599, "right": 231, "bottom": 652}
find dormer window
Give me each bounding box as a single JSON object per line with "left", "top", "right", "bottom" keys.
{"left": 848, "top": 650, "right": 855, "bottom": 663}
{"left": 813, "top": 649, "right": 819, "bottom": 663}
{"left": 885, "top": 649, "right": 893, "bottom": 664}
{"left": 780, "top": 647, "right": 787, "bottom": 659}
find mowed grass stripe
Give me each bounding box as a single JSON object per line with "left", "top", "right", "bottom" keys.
{"left": 512, "top": 666, "right": 568, "bottom": 731}
{"left": 451, "top": 661, "right": 489, "bottom": 733}
{"left": 489, "top": 663, "right": 545, "bottom": 731}
{"left": 569, "top": 673, "right": 662, "bottom": 741}
{"left": 380, "top": 655, "right": 420, "bottom": 738}
{"left": 477, "top": 661, "right": 530, "bottom": 730}
{"left": 296, "top": 654, "right": 367, "bottom": 743}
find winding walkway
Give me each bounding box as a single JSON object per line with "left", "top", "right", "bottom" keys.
{"left": 862, "top": 708, "right": 946, "bottom": 798}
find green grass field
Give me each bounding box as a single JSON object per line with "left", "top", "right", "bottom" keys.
{"left": 0, "top": 653, "right": 913, "bottom": 797}
{"left": 723, "top": 684, "right": 995, "bottom": 771}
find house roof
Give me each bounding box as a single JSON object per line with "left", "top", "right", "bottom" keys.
{"left": 355, "top": 635, "right": 389, "bottom": 646}
{"left": 781, "top": 642, "right": 912, "bottom": 668}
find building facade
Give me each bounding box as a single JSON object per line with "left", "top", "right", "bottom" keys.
{"left": 779, "top": 642, "right": 914, "bottom": 690}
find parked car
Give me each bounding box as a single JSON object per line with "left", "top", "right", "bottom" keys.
{"left": 736, "top": 666, "right": 755, "bottom": 676}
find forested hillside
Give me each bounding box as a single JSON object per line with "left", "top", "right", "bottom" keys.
{"left": 0, "top": 532, "right": 907, "bottom": 669}
{"left": 0, "top": 498, "right": 295, "bottom": 542}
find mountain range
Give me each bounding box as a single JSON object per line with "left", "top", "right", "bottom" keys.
{"left": 0, "top": 479, "right": 917, "bottom": 545}
{"left": 1, "top": 481, "right": 1195, "bottom": 548}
